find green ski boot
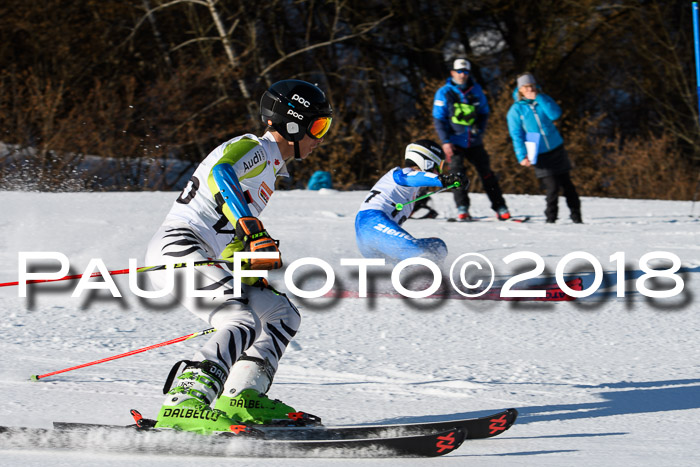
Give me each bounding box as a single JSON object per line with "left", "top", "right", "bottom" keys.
{"left": 155, "top": 360, "right": 241, "bottom": 434}
{"left": 214, "top": 388, "right": 299, "bottom": 424}
{"left": 214, "top": 356, "right": 321, "bottom": 425}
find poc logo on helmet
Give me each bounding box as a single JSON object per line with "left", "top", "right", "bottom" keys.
{"left": 292, "top": 94, "right": 311, "bottom": 108}
{"left": 287, "top": 109, "right": 304, "bottom": 120}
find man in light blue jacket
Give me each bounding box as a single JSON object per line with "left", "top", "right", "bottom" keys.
{"left": 507, "top": 73, "right": 582, "bottom": 224}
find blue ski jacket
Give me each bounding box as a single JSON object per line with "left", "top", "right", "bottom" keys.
{"left": 506, "top": 87, "right": 564, "bottom": 162}
{"left": 432, "top": 78, "right": 489, "bottom": 149}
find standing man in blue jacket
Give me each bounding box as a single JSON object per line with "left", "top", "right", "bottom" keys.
{"left": 433, "top": 58, "right": 510, "bottom": 221}
{"left": 506, "top": 72, "right": 582, "bottom": 223}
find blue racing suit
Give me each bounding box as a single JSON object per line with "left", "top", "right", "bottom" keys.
{"left": 355, "top": 167, "right": 447, "bottom": 264}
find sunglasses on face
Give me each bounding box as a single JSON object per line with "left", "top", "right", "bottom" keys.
{"left": 307, "top": 116, "right": 332, "bottom": 139}
{"left": 455, "top": 69, "right": 469, "bottom": 74}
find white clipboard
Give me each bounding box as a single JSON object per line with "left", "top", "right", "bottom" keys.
{"left": 525, "top": 132, "right": 540, "bottom": 164}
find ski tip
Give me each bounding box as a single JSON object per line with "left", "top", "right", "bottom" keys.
{"left": 507, "top": 408, "right": 519, "bottom": 426}
{"left": 468, "top": 408, "right": 519, "bottom": 439}
{"left": 30, "top": 374, "right": 39, "bottom": 381}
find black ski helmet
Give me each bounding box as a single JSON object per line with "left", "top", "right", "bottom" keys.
{"left": 260, "top": 79, "right": 333, "bottom": 143}
{"left": 405, "top": 139, "right": 445, "bottom": 172}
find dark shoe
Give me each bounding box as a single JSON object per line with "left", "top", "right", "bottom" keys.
{"left": 571, "top": 213, "right": 583, "bottom": 224}
{"left": 457, "top": 206, "right": 471, "bottom": 221}
{"left": 412, "top": 207, "right": 439, "bottom": 219}
{"left": 496, "top": 206, "right": 511, "bottom": 221}
{"left": 546, "top": 219, "right": 556, "bottom": 224}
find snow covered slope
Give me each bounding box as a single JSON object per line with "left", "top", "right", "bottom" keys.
{"left": 1, "top": 189, "right": 699, "bottom": 466}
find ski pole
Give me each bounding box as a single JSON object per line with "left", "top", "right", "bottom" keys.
{"left": 30, "top": 328, "right": 216, "bottom": 381}
{"left": 395, "top": 181, "right": 461, "bottom": 211}
{"left": 0, "top": 259, "right": 231, "bottom": 289}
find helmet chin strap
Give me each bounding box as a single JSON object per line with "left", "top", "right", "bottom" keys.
{"left": 294, "top": 141, "right": 302, "bottom": 161}
{"left": 284, "top": 122, "right": 303, "bottom": 161}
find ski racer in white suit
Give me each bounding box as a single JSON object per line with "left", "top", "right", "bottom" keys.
{"left": 355, "top": 140, "right": 468, "bottom": 264}
{"left": 145, "top": 79, "right": 332, "bottom": 433}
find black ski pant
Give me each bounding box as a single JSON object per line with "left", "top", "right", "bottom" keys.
{"left": 449, "top": 145, "right": 506, "bottom": 212}
{"left": 539, "top": 171, "right": 581, "bottom": 222}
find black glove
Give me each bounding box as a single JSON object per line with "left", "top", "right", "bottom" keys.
{"left": 234, "top": 217, "right": 282, "bottom": 270}
{"left": 439, "top": 172, "right": 470, "bottom": 190}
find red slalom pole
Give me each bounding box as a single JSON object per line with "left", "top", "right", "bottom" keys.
{"left": 0, "top": 260, "right": 230, "bottom": 288}
{"left": 1, "top": 268, "right": 131, "bottom": 288}
{"left": 30, "top": 328, "right": 216, "bottom": 381}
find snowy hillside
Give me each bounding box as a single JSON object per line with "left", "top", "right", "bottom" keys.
{"left": 1, "top": 189, "right": 699, "bottom": 466}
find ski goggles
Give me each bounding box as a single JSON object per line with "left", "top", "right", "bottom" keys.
{"left": 307, "top": 116, "right": 332, "bottom": 139}
{"left": 424, "top": 159, "right": 446, "bottom": 173}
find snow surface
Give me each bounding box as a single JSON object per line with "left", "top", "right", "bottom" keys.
{"left": 1, "top": 189, "right": 699, "bottom": 466}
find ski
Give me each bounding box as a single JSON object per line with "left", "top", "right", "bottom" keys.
{"left": 253, "top": 427, "right": 466, "bottom": 456}
{"left": 447, "top": 215, "right": 531, "bottom": 223}
{"left": 53, "top": 407, "right": 516, "bottom": 441}
{"left": 326, "top": 279, "right": 582, "bottom": 301}
{"left": 261, "top": 407, "right": 518, "bottom": 440}
{"left": 0, "top": 424, "right": 465, "bottom": 458}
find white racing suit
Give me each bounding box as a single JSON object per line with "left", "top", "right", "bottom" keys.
{"left": 146, "top": 132, "right": 299, "bottom": 392}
